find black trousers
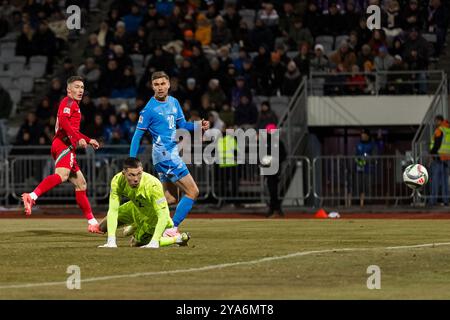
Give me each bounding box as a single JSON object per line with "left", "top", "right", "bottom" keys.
{"left": 266, "top": 174, "right": 281, "bottom": 211}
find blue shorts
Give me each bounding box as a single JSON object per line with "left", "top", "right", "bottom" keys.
{"left": 154, "top": 159, "right": 190, "bottom": 183}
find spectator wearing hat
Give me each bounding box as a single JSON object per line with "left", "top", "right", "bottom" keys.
{"left": 403, "top": 28, "right": 429, "bottom": 65}
{"left": 129, "top": 26, "right": 151, "bottom": 55}
{"left": 222, "top": 3, "right": 242, "bottom": 40}
{"left": 112, "top": 21, "right": 130, "bottom": 50}
{"left": 181, "top": 29, "right": 201, "bottom": 58}
{"left": 211, "top": 15, "right": 233, "bottom": 48}
{"left": 351, "top": 128, "right": 376, "bottom": 207}
{"left": 387, "top": 55, "right": 410, "bottom": 94}
{"left": 204, "top": 56, "right": 223, "bottom": 84}
{"left": 278, "top": 1, "right": 297, "bottom": 37}
{"left": 253, "top": 45, "right": 272, "bottom": 94}
{"left": 222, "top": 63, "right": 238, "bottom": 95}
{"left": 250, "top": 19, "right": 274, "bottom": 52}
{"left": 122, "top": 4, "right": 143, "bottom": 35}
{"left": 236, "top": 20, "right": 252, "bottom": 50}
{"left": 281, "top": 61, "right": 302, "bottom": 96}
{"left": 234, "top": 94, "right": 258, "bottom": 129}
{"left": 141, "top": 3, "right": 161, "bottom": 29}
{"left": 401, "top": 0, "right": 425, "bottom": 31}
{"left": 303, "top": 1, "right": 324, "bottom": 37}
{"left": 181, "top": 78, "right": 202, "bottom": 109}
{"left": 219, "top": 103, "right": 235, "bottom": 127}
{"left": 287, "top": 17, "right": 313, "bottom": 50}
{"left": 310, "top": 43, "right": 330, "bottom": 72}
{"left": 231, "top": 76, "right": 252, "bottom": 109}
{"left": 405, "top": 48, "right": 428, "bottom": 94}
{"left": 268, "top": 51, "right": 286, "bottom": 95}
{"left": 322, "top": 1, "right": 345, "bottom": 36}
{"left": 374, "top": 45, "right": 394, "bottom": 93}
{"left": 241, "top": 58, "right": 258, "bottom": 90}
{"left": 178, "top": 58, "right": 201, "bottom": 88}
{"left": 329, "top": 39, "right": 357, "bottom": 72}
{"left": 256, "top": 101, "right": 278, "bottom": 130}
{"left": 147, "top": 17, "right": 174, "bottom": 49}
{"left": 190, "top": 45, "right": 210, "bottom": 77}
{"left": 206, "top": 79, "right": 227, "bottom": 110}
{"left": 342, "top": 0, "right": 360, "bottom": 34}
{"left": 195, "top": 13, "right": 212, "bottom": 46}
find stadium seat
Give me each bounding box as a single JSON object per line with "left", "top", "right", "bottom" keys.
{"left": 25, "top": 56, "right": 47, "bottom": 78}
{"left": 0, "top": 76, "right": 12, "bottom": 89}
{"left": 14, "top": 76, "right": 34, "bottom": 93}
{"left": 130, "top": 54, "right": 144, "bottom": 69}
{"left": 253, "top": 96, "right": 269, "bottom": 108}
{"left": 0, "top": 42, "right": 16, "bottom": 59}
{"left": 269, "top": 96, "right": 290, "bottom": 119}
{"left": 287, "top": 51, "right": 298, "bottom": 59}
{"left": 422, "top": 33, "right": 437, "bottom": 43}
{"left": 8, "top": 88, "right": 21, "bottom": 117}
{"left": 335, "top": 35, "right": 349, "bottom": 49}
{"left": 315, "top": 35, "right": 334, "bottom": 53}
{"left": 249, "top": 51, "right": 258, "bottom": 59}
{"left": 7, "top": 60, "right": 26, "bottom": 76}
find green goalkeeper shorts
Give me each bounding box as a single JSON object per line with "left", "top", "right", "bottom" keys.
{"left": 118, "top": 201, "right": 174, "bottom": 244}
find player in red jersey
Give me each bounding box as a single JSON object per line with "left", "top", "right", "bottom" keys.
{"left": 21, "top": 76, "right": 103, "bottom": 234}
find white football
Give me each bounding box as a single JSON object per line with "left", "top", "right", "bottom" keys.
{"left": 403, "top": 164, "right": 429, "bottom": 189}
{"left": 260, "top": 155, "right": 272, "bottom": 167}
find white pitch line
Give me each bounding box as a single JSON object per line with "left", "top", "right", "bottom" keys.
{"left": 1, "top": 242, "right": 449, "bottom": 290}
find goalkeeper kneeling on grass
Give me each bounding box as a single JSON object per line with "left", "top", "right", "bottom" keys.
{"left": 98, "top": 157, "right": 190, "bottom": 248}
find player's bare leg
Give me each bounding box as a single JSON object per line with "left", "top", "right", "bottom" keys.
{"left": 21, "top": 167, "right": 69, "bottom": 215}
{"left": 69, "top": 170, "right": 103, "bottom": 234}
{"left": 163, "top": 174, "right": 199, "bottom": 237}
{"left": 163, "top": 182, "right": 179, "bottom": 205}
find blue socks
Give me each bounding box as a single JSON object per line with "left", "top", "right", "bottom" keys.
{"left": 173, "top": 196, "right": 195, "bottom": 227}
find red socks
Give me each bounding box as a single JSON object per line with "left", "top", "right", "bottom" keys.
{"left": 75, "top": 190, "right": 94, "bottom": 220}
{"left": 33, "top": 174, "right": 63, "bottom": 197}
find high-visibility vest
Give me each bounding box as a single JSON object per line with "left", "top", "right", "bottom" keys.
{"left": 430, "top": 126, "right": 450, "bottom": 156}
{"left": 217, "top": 135, "right": 238, "bottom": 168}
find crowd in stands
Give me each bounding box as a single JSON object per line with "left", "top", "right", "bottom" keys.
{"left": 4, "top": 0, "right": 449, "bottom": 147}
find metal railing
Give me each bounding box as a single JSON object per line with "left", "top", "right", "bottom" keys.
{"left": 278, "top": 77, "right": 308, "bottom": 156}
{"left": 312, "top": 155, "right": 415, "bottom": 207}
{"left": 412, "top": 76, "right": 449, "bottom": 161}
{"left": 2, "top": 145, "right": 435, "bottom": 208}
{"left": 308, "top": 70, "right": 446, "bottom": 96}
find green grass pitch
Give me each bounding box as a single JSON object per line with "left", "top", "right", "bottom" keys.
{"left": 1, "top": 218, "right": 450, "bottom": 299}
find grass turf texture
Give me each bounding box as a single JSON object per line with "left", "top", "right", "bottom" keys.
{"left": 0, "top": 218, "right": 450, "bottom": 299}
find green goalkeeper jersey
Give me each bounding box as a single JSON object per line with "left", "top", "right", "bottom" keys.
{"left": 107, "top": 171, "right": 170, "bottom": 242}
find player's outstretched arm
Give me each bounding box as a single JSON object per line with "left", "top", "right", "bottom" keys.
{"left": 130, "top": 129, "right": 145, "bottom": 157}
{"left": 99, "top": 176, "right": 121, "bottom": 248}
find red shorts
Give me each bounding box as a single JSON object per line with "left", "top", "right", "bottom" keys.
{"left": 51, "top": 138, "right": 80, "bottom": 173}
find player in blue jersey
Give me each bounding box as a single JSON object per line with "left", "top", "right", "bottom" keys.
{"left": 129, "top": 71, "right": 209, "bottom": 237}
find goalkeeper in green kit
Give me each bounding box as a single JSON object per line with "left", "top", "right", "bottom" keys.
{"left": 98, "top": 157, "right": 190, "bottom": 248}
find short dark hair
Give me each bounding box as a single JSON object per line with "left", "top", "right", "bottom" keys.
{"left": 151, "top": 71, "right": 169, "bottom": 82}
{"left": 123, "top": 157, "right": 142, "bottom": 170}
{"left": 67, "top": 76, "right": 84, "bottom": 85}
{"left": 435, "top": 115, "right": 444, "bottom": 121}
